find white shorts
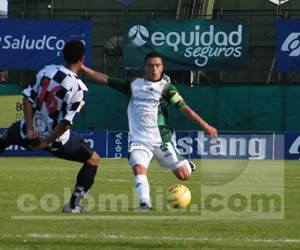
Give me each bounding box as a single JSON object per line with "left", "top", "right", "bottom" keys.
{"left": 128, "top": 141, "right": 187, "bottom": 171}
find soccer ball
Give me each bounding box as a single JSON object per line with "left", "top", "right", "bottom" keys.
{"left": 167, "top": 184, "right": 191, "bottom": 208}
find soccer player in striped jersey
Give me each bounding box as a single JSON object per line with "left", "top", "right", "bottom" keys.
{"left": 0, "top": 40, "right": 99, "bottom": 213}
{"left": 81, "top": 51, "right": 218, "bottom": 210}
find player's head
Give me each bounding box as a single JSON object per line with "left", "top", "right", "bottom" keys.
{"left": 144, "top": 52, "right": 164, "bottom": 81}
{"left": 63, "top": 40, "right": 85, "bottom": 66}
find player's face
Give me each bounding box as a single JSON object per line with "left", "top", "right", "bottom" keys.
{"left": 144, "top": 57, "right": 164, "bottom": 81}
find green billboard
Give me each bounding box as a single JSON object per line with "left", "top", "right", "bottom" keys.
{"left": 123, "top": 19, "right": 248, "bottom": 71}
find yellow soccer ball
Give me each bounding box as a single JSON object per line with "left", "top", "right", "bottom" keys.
{"left": 167, "top": 184, "right": 191, "bottom": 208}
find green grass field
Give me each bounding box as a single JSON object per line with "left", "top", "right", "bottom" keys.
{"left": 0, "top": 157, "right": 299, "bottom": 249}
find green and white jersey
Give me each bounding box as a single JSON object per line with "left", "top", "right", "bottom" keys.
{"left": 108, "top": 77, "right": 186, "bottom": 145}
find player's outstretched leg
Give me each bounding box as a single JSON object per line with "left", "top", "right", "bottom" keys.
{"left": 63, "top": 152, "right": 99, "bottom": 213}
{"left": 132, "top": 165, "right": 152, "bottom": 211}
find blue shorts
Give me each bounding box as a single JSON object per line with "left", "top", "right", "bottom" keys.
{"left": 5, "top": 121, "right": 93, "bottom": 163}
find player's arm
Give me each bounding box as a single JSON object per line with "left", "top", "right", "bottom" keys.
{"left": 81, "top": 64, "right": 108, "bottom": 85}
{"left": 44, "top": 121, "right": 71, "bottom": 145}
{"left": 166, "top": 84, "right": 217, "bottom": 139}
{"left": 81, "top": 64, "right": 131, "bottom": 96}
{"left": 180, "top": 105, "right": 218, "bottom": 139}
{"left": 23, "top": 96, "right": 40, "bottom": 141}
{"left": 23, "top": 77, "right": 40, "bottom": 141}
{"left": 30, "top": 121, "right": 72, "bottom": 150}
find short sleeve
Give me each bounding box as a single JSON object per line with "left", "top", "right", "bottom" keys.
{"left": 22, "top": 76, "right": 39, "bottom": 106}
{"left": 108, "top": 77, "right": 132, "bottom": 96}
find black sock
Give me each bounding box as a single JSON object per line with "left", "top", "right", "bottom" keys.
{"left": 70, "top": 164, "right": 98, "bottom": 208}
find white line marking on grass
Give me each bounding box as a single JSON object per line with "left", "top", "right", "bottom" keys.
{"left": 10, "top": 215, "right": 286, "bottom": 221}
{"left": 11, "top": 215, "right": 213, "bottom": 220}
{"left": 8, "top": 176, "right": 130, "bottom": 182}
{"left": 99, "top": 178, "right": 130, "bottom": 182}
{"left": 1, "top": 233, "right": 300, "bottom": 244}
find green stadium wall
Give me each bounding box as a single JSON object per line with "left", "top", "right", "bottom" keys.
{"left": 1, "top": 83, "right": 299, "bottom": 131}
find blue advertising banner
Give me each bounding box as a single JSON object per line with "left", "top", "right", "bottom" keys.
{"left": 77, "top": 130, "right": 107, "bottom": 158}
{"left": 283, "top": 132, "right": 300, "bottom": 159}
{"left": 175, "top": 131, "right": 193, "bottom": 159}
{"left": 176, "top": 131, "right": 275, "bottom": 160}
{"left": 0, "top": 19, "right": 91, "bottom": 70}
{"left": 123, "top": 19, "right": 248, "bottom": 71}
{"left": 0, "top": 129, "right": 295, "bottom": 160}
{"left": 276, "top": 19, "right": 300, "bottom": 72}
{"left": 107, "top": 131, "right": 128, "bottom": 158}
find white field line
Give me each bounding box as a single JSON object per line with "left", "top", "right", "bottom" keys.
{"left": 8, "top": 176, "right": 130, "bottom": 182}
{"left": 1, "top": 233, "right": 300, "bottom": 244}
{"left": 10, "top": 215, "right": 284, "bottom": 220}
{"left": 10, "top": 215, "right": 220, "bottom": 220}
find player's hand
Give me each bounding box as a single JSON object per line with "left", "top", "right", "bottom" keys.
{"left": 27, "top": 129, "right": 40, "bottom": 140}
{"left": 28, "top": 139, "right": 49, "bottom": 150}
{"left": 26, "top": 129, "right": 42, "bottom": 149}
{"left": 203, "top": 124, "right": 218, "bottom": 139}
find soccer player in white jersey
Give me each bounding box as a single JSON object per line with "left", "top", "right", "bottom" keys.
{"left": 81, "top": 52, "right": 218, "bottom": 210}
{"left": 0, "top": 40, "right": 99, "bottom": 213}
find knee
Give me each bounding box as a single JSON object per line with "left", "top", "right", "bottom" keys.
{"left": 87, "top": 152, "right": 100, "bottom": 166}
{"left": 174, "top": 167, "right": 190, "bottom": 180}
{"left": 133, "top": 164, "right": 147, "bottom": 175}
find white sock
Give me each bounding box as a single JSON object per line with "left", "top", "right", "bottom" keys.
{"left": 134, "top": 174, "right": 151, "bottom": 207}
{"left": 183, "top": 159, "right": 192, "bottom": 174}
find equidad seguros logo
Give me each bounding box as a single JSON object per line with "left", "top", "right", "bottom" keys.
{"left": 128, "top": 25, "right": 149, "bottom": 47}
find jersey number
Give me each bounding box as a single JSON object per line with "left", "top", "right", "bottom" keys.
{"left": 38, "top": 77, "right": 62, "bottom": 114}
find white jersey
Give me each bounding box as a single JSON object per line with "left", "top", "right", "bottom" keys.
{"left": 108, "top": 76, "right": 186, "bottom": 146}
{"left": 127, "top": 78, "right": 168, "bottom": 145}
{"left": 21, "top": 64, "right": 88, "bottom": 144}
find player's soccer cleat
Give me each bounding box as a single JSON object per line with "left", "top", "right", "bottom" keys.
{"left": 62, "top": 203, "right": 87, "bottom": 213}
{"left": 133, "top": 203, "right": 152, "bottom": 211}
{"left": 189, "top": 160, "right": 196, "bottom": 172}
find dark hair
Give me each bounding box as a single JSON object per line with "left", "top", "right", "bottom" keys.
{"left": 63, "top": 40, "right": 85, "bottom": 64}
{"left": 144, "top": 51, "right": 163, "bottom": 64}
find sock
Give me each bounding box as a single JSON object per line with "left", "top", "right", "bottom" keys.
{"left": 178, "top": 159, "right": 192, "bottom": 175}
{"left": 134, "top": 174, "right": 151, "bottom": 208}
{"left": 70, "top": 164, "right": 98, "bottom": 208}
{"left": 185, "top": 160, "right": 192, "bottom": 175}
{"left": 70, "top": 185, "right": 85, "bottom": 208}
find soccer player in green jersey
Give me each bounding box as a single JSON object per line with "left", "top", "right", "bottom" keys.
{"left": 81, "top": 52, "right": 218, "bottom": 210}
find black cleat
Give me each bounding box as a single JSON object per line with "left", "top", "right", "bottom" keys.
{"left": 133, "top": 203, "right": 152, "bottom": 211}
{"left": 189, "top": 160, "right": 196, "bottom": 172}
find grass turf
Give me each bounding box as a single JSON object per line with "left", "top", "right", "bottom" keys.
{"left": 0, "top": 157, "right": 299, "bottom": 249}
